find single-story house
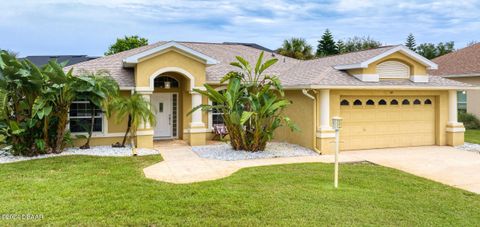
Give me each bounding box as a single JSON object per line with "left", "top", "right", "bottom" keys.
{"left": 65, "top": 41, "right": 475, "bottom": 154}
{"left": 429, "top": 43, "right": 480, "bottom": 117}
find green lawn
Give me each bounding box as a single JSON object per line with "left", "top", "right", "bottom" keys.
{"left": 0, "top": 155, "right": 479, "bottom": 226}
{"left": 465, "top": 129, "right": 480, "bottom": 144}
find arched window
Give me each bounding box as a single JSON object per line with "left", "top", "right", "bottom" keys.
{"left": 340, "top": 100, "right": 350, "bottom": 106}
{"left": 378, "top": 99, "right": 387, "bottom": 105}
{"left": 402, "top": 99, "right": 410, "bottom": 105}
{"left": 413, "top": 99, "right": 421, "bottom": 105}
{"left": 366, "top": 99, "right": 375, "bottom": 105}
{"left": 353, "top": 99, "right": 362, "bottom": 106}
{"left": 424, "top": 99, "right": 432, "bottom": 105}
{"left": 154, "top": 76, "right": 179, "bottom": 88}
{"left": 390, "top": 99, "right": 399, "bottom": 105}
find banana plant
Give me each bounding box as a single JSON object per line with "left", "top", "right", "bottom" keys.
{"left": 190, "top": 52, "right": 298, "bottom": 151}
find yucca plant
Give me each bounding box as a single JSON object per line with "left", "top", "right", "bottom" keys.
{"left": 191, "top": 52, "right": 298, "bottom": 151}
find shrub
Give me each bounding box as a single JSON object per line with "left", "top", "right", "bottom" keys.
{"left": 191, "top": 52, "right": 298, "bottom": 152}
{"left": 458, "top": 112, "right": 480, "bottom": 129}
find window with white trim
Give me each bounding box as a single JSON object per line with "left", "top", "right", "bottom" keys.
{"left": 69, "top": 100, "right": 103, "bottom": 133}
{"left": 211, "top": 100, "right": 225, "bottom": 125}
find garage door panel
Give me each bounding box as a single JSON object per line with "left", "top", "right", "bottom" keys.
{"left": 340, "top": 96, "right": 435, "bottom": 150}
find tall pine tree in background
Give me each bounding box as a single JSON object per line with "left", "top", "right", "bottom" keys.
{"left": 316, "top": 29, "right": 338, "bottom": 57}
{"left": 405, "top": 33, "right": 416, "bottom": 51}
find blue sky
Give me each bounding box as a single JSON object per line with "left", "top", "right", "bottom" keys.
{"left": 1, "top": 0, "right": 479, "bottom": 57}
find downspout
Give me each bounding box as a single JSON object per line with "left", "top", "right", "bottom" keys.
{"left": 302, "top": 89, "right": 322, "bottom": 154}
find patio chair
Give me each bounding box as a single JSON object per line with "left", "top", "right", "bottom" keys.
{"left": 213, "top": 124, "right": 228, "bottom": 140}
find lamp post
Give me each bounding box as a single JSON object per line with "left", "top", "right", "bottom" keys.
{"left": 332, "top": 116, "right": 343, "bottom": 188}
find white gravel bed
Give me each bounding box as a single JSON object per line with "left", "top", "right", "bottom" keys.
{"left": 192, "top": 142, "right": 319, "bottom": 161}
{"left": 0, "top": 146, "right": 159, "bottom": 164}
{"left": 456, "top": 142, "right": 480, "bottom": 154}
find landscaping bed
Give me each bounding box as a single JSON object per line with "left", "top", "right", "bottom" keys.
{"left": 192, "top": 142, "right": 319, "bottom": 161}
{"left": 0, "top": 146, "right": 158, "bottom": 164}
{"left": 456, "top": 142, "right": 480, "bottom": 154}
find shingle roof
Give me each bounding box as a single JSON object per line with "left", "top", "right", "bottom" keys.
{"left": 23, "top": 55, "right": 97, "bottom": 67}
{"left": 430, "top": 43, "right": 480, "bottom": 77}
{"left": 66, "top": 41, "right": 473, "bottom": 89}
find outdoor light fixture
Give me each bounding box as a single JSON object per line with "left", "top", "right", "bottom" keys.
{"left": 164, "top": 81, "right": 171, "bottom": 89}
{"left": 332, "top": 116, "right": 343, "bottom": 188}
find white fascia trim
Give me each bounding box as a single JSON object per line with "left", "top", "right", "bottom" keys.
{"left": 122, "top": 41, "right": 218, "bottom": 67}
{"left": 353, "top": 74, "right": 379, "bottom": 82}
{"left": 410, "top": 75, "right": 429, "bottom": 83}
{"left": 334, "top": 45, "right": 438, "bottom": 70}
{"left": 282, "top": 85, "right": 480, "bottom": 90}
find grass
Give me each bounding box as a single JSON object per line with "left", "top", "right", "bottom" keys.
{"left": 465, "top": 129, "right": 480, "bottom": 144}
{"left": 0, "top": 155, "right": 479, "bottom": 226}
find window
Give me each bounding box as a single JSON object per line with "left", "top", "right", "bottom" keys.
{"left": 402, "top": 99, "right": 410, "bottom": 105}
{"left": 353, "top": 99, "right": 362, "bottom": 106}
{"left": 211, "top": 101, "right": 225, "bottom": 125}
{"left": 379, "top": 99, "right": 387, "bottom": 105}
{"left": 154, "top": 76, "right": 179, "bottom": 88}
{"left": 424, "top": 99, "right": 432, "bottom": 105}
{"left": 458, "top": 91, "right": 467, "bottom": 110}
{"left": 366, "top": 99, "right": 375, "bottom": 105}
{"left": 69, "top": 100, "right": 103, "bottom": 133}
{"left": 413, "top": 99, "right": 421, "bottom": 105}
{"left": 390, "top": 99, "right": 399, "bottom": 105}
{"left": 340, "top": 100, "right": 350, "bottom": 106}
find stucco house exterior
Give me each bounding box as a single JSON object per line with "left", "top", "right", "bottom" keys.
{"left": 429, "top": 43, "right": 480, "bottom": 117}
{"left": 65, "top": 41, "right": 474, "bottom": 154}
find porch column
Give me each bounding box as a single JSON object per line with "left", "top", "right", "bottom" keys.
{"left": 190, "top": 91, "right": 205, "bottom": 128}
{"left": 448, "top": 90, "right": 458, "bottom": 124}
{"left": 316, "top": 89, "right": 335, "bottom": 154}
{"left": 446, "top": 90, "right": 465, "bottom": 146}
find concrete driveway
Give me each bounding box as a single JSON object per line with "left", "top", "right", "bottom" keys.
{"left": 145, "top": 142, "right": 480, "bottom": 194}
{"left": 343, "top": 146, "right": 480, "bottom": 194}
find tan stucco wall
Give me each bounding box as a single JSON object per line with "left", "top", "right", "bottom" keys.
{"left": 347, "top": 52, "right": 428, "bottom": 76}
{"left": 274, "top": 90, "right": 315, "bottom": 149}
{"left": 135, "top": 49, "right": 206, "bottom": 88}
{"left": 449, "top": 76, "right": 480, "bottom": 117}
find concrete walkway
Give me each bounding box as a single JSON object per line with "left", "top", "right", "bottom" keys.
{"left": 143, "top": 142, "right": 480, "bottom": 194}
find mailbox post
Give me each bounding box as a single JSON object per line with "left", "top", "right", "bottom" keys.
{"left": 332, "top": 116, "right": 343, "bottom": 188}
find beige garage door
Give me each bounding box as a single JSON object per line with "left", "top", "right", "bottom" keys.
{"left": 340, "top": 96, "right": 436, "bottom": 150}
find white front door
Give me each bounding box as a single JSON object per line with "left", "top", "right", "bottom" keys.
{"left": 151, "top": 93, "right": 175, "bottom": 138}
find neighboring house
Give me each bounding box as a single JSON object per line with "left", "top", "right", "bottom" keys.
{"left": 22, "top": 55, "right": 97, "bottom": 67}
{"left": 65, "top": 41, "right": 474, "bottom": 154}
{"left": 429, "top": 43, "right": 480, "bottom": 117}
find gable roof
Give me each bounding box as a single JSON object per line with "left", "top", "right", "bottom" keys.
{"left": 22, "top": 55, "right": 97, "bottom": 67}
{"left": 429, "top": 43, "right": 480, "bottom": 77}
{"left": 123, "top": 41, "right": 218, "bottom": 67}
{"left": 65, "top": 41, "right": 473, "bottom": 89}
{"left": 333, "top": 45, "right": 438, "bottom": 70}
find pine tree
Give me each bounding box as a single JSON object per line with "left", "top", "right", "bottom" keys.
{"left": 316, "top": 29, "right": 339, "bottom": 57}
{"left": 405, "top": 33, "right": 416, "bottom": 51}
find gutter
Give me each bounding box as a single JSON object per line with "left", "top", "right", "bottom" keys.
{"left": 302, "top": 89, "right": 322, "bottom": 154}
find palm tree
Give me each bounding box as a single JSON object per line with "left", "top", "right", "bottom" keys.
{"left": 110, "top": 93, "right": 156, "bottom": 155}
{"left": 277, "top": 37, "right": 314, "bottom": 60}
{"left": 76, "top": 70, "right": 119, "bottom": 149}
